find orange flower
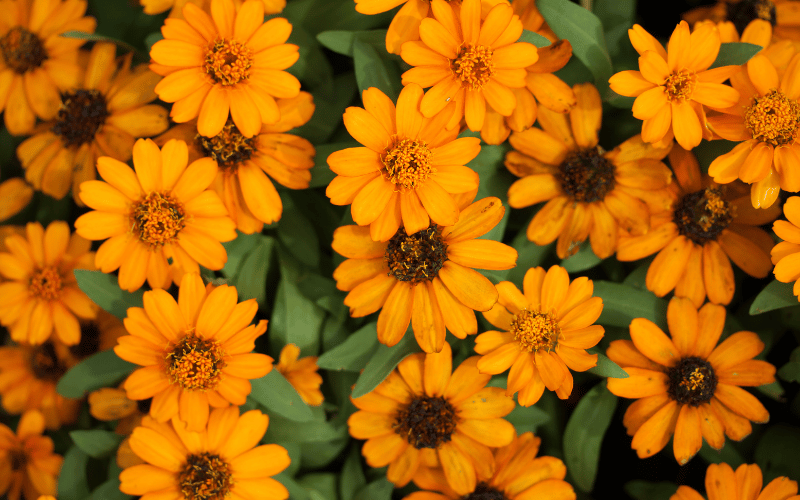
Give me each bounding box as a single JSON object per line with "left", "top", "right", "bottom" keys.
{"left": 684, "top": 0, "right": 800, "bottom": 50}
{"left": 0, "top": 221, "right": 97, "bottom": 345}
{"left": 88, "top": 385, "right": 147, "bottom": 435}
{"left": 276, "top": 344, "right": 323, "bottom": 406}
{"left": 400, "top": 0, "right": 539, "bottom": 132}
{"left": 114, "top": 273, "right": 273, "bottom": 431}
{"left": 332, "top": 197, "right": 517, "bottom": 353}
{"left": 120, "top": 406, "right": 290, "bottom": 499}
{"left": 0, "top": 179, "right": 33, "bottom": 223}
{"left": 607, "top": 297, "right": 776, "bottom": 464}
{"left": 141, "top": 0, "right": 285, "bottom": 17}
{"left": 348, "top": 343, "right": 516, "bottom": 495}
{"left": 150, "top": 0, "right": 300, "bottom": 138}
{"left": 618, "top": 145, "right": 778, "bottom": 307}
{"left": 75, "top": 138, "right": 237, "bottom": 292}
{"left": 609, "top": 21, "right": 740, "bottom": 150}
{"left": 506, "top": 83, "right": 673, "bottom": 259}
{"left": 0, "top": 410, "right": 63, "bottom": 500}
{"left": 671, "top": 462, "right": 799, "bottom": 500}
{"left": 326, "top": 84, "right": 481, "bottom": 242}
{"left": 0, "top": 0, "right": 96, "bottom": 135}
{"left": 771, "top": 196, "right": 800, "bottom": 298}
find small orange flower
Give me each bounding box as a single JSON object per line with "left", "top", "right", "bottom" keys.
{"left": 276, "top": 344, "right": 323, "bottom": 406}
{"left": 0, "top": 410, "right": 63, "bottom": 500}
{"left": 88, "top": 385, "right": 147, "bottom": 435}
{"left": 0, "top": 179, "right": 33, "bottom": 223}
{"left": 771, "top": 196, "right": 800, "bottom": 298}
{"left": 671, "top": 462, "right": 800, "bottom": 500}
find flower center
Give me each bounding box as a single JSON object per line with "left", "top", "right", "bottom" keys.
{"left": 463, "top": 483, "right": 509, "bottom": 500}
{"left": 663, "top": 70, "right": 697, "bottom": 102}
{"left": 29, "top": 266, "right": 63, "bottom": 301}
{"left": 204, "top": 38, "right": 253, "bottom": 86}
{"left": 51, "top": 89, "right": 110, "bottom": 147}
{"left": 69, "top": 321, "right": 102, "bottom": 359}
{"left": 29, "top": 342, "right": 68, "bottom": 382}
{"left": 744, "top": 89, "right": 800, "bottom": 146}
{"left": 666, "top": 357, "right": 717, "bottom": 406}
{"left": 394, "top": 396, "right": 458, "bottom": 449}
{"left": 384, "top": 224, "right": 448, "bottom": 284}
{"left": 0, "top": 26, "right": 47, "bottom": 73}
{"left": 9, "top": 449, "right": 26, "bottom": 471}
{"left": 674, "top": 187, "right": 733, "bottom": 244}
{"left": 511, "top": 310, "right": 560, "bottom": 353}
{"left": 178, "top": 452, "right": 233, "bottom": 500}
{"left": 166, "top": 334, "right": 227, "bottom": 391}
{"left": 728, "top": 0, "right": 776, "bottom": 34}
{"left": 196, "top": 119, "right": 256, "bottom": 172}
{"left": 559, "top": 147, "right": 616, "bottom": 203}
{"left": 452, "top": 44, "right": 495, "bottom": 90}
{"left": 131, "top": 191, "right": 187, "bottom": 248}
{"left": 382, "top": 137, "right": 435, "bottom": 190}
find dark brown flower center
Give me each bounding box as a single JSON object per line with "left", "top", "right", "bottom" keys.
{"left": 52, "top": 89, "right": 110, "bottom": 147}
{"left": 511, "top": 309, "right": 560, "bottom": 353}
{"left": 178, "top": 452, "right": 233, "bottom": 500}
{"left": 674, "top": 187, "right": 733, "bottom": 244}
{"left": 463, "top": 483, "right": 508, "bottom": 500}
{"left": 166, "top": 334, "right": 226, "bottom": 391}
{"left": 29, "top": 266, "right": 63, "bottom": 300}
{"left": 132, "top": 191, "right": 187, "bottom": 248}
{"left": 384, "top": 224, "right": 448, "bottom": 284}
{"left": 30, "top": 342, "right": 68, "bottom": 382}
{"left": 394, "top": 396, "right": 458, "bottom": 449}
{"left": 744, "top": 89, "right": 800, "bottom": 146}
{"left": 728, "top": 0, "right": 776, "bottom": 34}
{"left": 382, "top": 137, "right": 435, "bottom": 190}
{"left": 453, "top": 44, "right": 495, "bottom": 90}
{"left": 204, "top": 38, "right": 252, "bottom": 86}
{"left": 197, "top": 119, "right": 256, "bottom": 171}
{"left": 667, "top": 357, "right": 717, "bottom": 406}
{"left": 0, "top": 26, "right": 47, "bottom": 73}
{"left": 137, "top": 398, "right": 153, "bottom": 414}
{"left": 559, "top": 147, "right": 616, "bottom": 202}
{"left": 9, "top": 449, "right": 27, "bottom": 471}
{"left": 68, "top": 321, "right": 103, "bottom": 359}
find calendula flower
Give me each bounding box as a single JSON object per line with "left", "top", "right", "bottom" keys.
{"left": 771, "top": 196, "right": 800, "bottom": 298}
{"left": 75, "top": 138, "right": 236, "bottom": 292}
{"left": 155, "top": 92, "right": 315, "bottom": 232}
{"left": 0, "top": 410, "right": 62, "bottom": 500}
{"left": 333, "top": 197, "right": 517, "bottom": 353}
{"left": 618, "top": 145, "right": 778, "bottom": 306}
{"left": 506, "top": 83, "right": 673, "bottom": 259}
{"left": 400, "top": 0, "right": 539, "bottom": 132}
{"left": 475, "top": 265, "right": 603, "bottom": 407}
{"left": 276, "top": 343, "right": 323, "bottom": 406}
{"left": 141, "top": 0, "right": 285, "bottom": 17}
{"left": 607, "top": 297, "right": 776, "bottom": 464}
{"left": 17, "top": 42, "right": 168, "bottom": 201}
{"left": 0, "top": 179, "right": 33, "bottom": 223}
{"left": 0, "top": 221, "right": 97, "bottom": 345}
{"left": 609, "top": 21, "right": 740, "bottom": 150}
{"left": 348, "top": 344, "right": 516, "bottom": 495}
{"left": 0, "top": 0, "right": 96, "bottom": 135}
{"left": 114, "top": 273, "right": 273, "bottom": 431}
{"left": 326, "top": 84, "right": 481, "bottom": 242}
{"left": 120, "top": 406, "right": 290, "bottom": 500}
{"left": 150, "top": 0, "right": 300, "bottom": 138}
{"left": 671, "top": 462, "right": 799, "bottom": 500}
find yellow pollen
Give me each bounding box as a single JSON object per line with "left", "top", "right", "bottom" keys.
{"left": 382, "top": 137, "right": 435, "bottom": 190}
{"left": 680, "top": 367, "right": 706, "bottom": 392}
{"left": 744, "top": 89, "right": 800, "bottom": 146}
{"left": 204, "top": 38, "right": 253, "bottom": 86}
{"left": 701, "top": 190, "right": 728, "bottom": 231}
{"left": 179, "top": 452, "right": 233, "bottom": 500}
{"left": 511, "top": 310, "right": 560, "bottom": 353}
{"left": 29, "top": 266, "right": 63, "bottom": 300}
{"left": 197, "top": 120, "right": 255, "bottom": 172}
{"left": 663, "top": 70, "right": 697, "bottom": 102}
{"left": 166, "top": 334, "right": 226, "bottom": 391}
{"left": 452, "top": 44, "right": 495, "bottom": 90}
{"left": 131, "top": 191, "right": 186, "bottom": 248}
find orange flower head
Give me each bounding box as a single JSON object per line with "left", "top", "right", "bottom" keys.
{"left": 0, "top": 410, "right": 63, "bottom": 500}
{"left": 670, "top": 462, "right": 799, "bottom": 500}
{"left": 348, "top": 343, "right": 516, "bottom": 495}
{"left": 685, "top": 0, "right": 800, "bottom": 51}
{"left": 607, "top": 297, "right": 776, "bottom": 465}
{"left": 150, "top": 0, "right": 301, "bottom": 138}
{"left": 0, "top": 179, "right": 33, "bottom": 223}
{"left": 475, "top": 265, "right": 603, "bottom": 407}
{"left": 771, "top": 196, "right": 800, "bottom": 297}
{"left": 276, "top": 344, "right": 324, "bottom": 406}
{"left": 120, "top": 406, "right": 290, "bottom": 499}
{"left": 333, "top": 196, "right": 517, "bottom": 353}
{"left": 88, "top": 385, "right": 148, "bottom": 435}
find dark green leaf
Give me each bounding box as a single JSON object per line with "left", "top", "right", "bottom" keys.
{"left": 700, "top": 441, "right": 744, "bottom": 468}
{"left": 353, "top": 39, "right": 402, "bottom": 101}
{"left": 563, "top": 384, "right": 617, "bottom": 492}
{"left": 58, "top": 446, "right": 91, "bottom": 500}
{"left": 594, "top": 281, "right": 669, "bottom": 331}
{"left": 57, "top": 350, "right": 137, "bottom": 398}
{"left": 750, "top": 280, "right": 797, "bottom": 315}
{"left": 710, "top": 42, "right": 762, "bottom": 69}
{"left": 74, "top": 269, "right": 144, "bottom": 319}
{"left": 352, "top": 328, "right": 421, "bottom": 398}
{"left": 355, "top": 479, "right": 393, "bottom": 500}
{"left": 778, "top": 348, "right": 800, "bottom": 382}
{"left": 505, "top": 402, "right": 551, "bottom": 434}
{"left": 298, "top": 472, "right": 339, "bottom": 500}
{"left": 298, "top": 72, "right": 357, "bottom": 143}
{"left": 267, "top": 415, "right": 346, "bottom": 443}
{"left": 316, "top": 30, "right": 386, "bottom": 56}
{"left": 340, "top": 444, "right": 367, "bottom": 500}
{"left": 756, "top": 424, "right": 800, "bottom": 482}
{"left": 221, "top": 231, "right": 262, "bottom": 278}
{"left": 249, "top": 369, "right": 314, "bottom": 422}
{"left": 60, "top": 30, "right": 139, "bottom": 54}
{"left": 278, "top": 208, "right": 320, "bottom": 269}
{"left": 757, "top": 380, "right": 785, "bottom": 401}
{"left": 593, "top": 0, "right": 636, "bottom": 60}
{"left": 274, "top": 472, "right": 311, "bottom": 500}
{"left": 562, "top": 241, "right": 603, "bottom": 273}
{"left": 69, "top": 430, "right": 123, "bottom": 459}
{"left": 587, "top": 350, "right": 628, "bottom": 379}
{"left": 518, "top": 29, "right": 551, "bottom": 48}
{"left": 91, "top": 479, "right": 133, "bottom": 500}
{"left": 507, "top": 231, "right": 552, "bottom": 287}
{"left": 624, "top": 481, "right": 677, "bottom": 500}
{"left": 233, "top": 235, "right": 275, "bottom": 306}
{"left": 273, "top": 268, "right": 326, "bottom": 355}
{"left": 317, "top": 323, "right": 380, "bottom": 372}
{"left": 309, "top": 142, "right": 357, "bottom": 188}
{"left": 301, "top": 437, "right": 350, "bottom": 469}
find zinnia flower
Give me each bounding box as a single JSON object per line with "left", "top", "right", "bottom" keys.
{"left": 0, "top": 410, "right": 63, "bottom": 500}
{"left": 684, "top": 0, "right": 800, "bottom": 49}
{"left": 771, "top": 196, "right": 800, "bottom": 298}
{"left": 275, "top": 343, "right": 323, "bottom": 406}
{"left": 506, "top": 82, "right": 673, "bottom": 259}
{"left": 120, "top": 406, "right": 290, "bottom": 500}
{"left": 618, "top": 145, "right": 778, "bottom": 306}
{"left": 607, "top": 297, "right": 776, "bottom": 464}
{"left": 0, "top": 179, "right": 33, "bottom": 223}
{"left": 17, "top": 42, "right": 169, "bottom": 201}
{"left": 332, "top": 196, "right": 517, "bottom": 353}
{"left": 150, "top": 0, "right": 301, "bottom": 138}
{"left": 475, "top": 265, "right": 603, "bottom": 407}
{"left": 671, "top": 462, "right": 800, "bottom": 500}
{"left": 609, "top": 21, "right": 740, "bottom": 150}
{"left": 0, "top": 0, "right": 96, "bottom": 135}
{"left": 114, "top": 273, "right": 273, "bottom": 431}
{"left": 326, "top": 84, "right": 481, "bottom": 242}
{"left": 0, "top": 221, "right": 97, "bottom": 345}
{"left": 348, "top": 343, "right": 516, "bottom": 495}
{"left": 75, "top": 138, "right": 237, "bottom": 292}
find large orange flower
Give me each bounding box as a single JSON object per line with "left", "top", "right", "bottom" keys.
{"left": 671, "top": 462, "right": 800, "bottom": 500}
{"left": 0, "top": 411, "right": 62, "bottom": 500}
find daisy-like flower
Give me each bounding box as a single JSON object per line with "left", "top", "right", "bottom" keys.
{"left": 0, "top": 179, "right": 33, "bottom": 223}
{"left": 75, "top": 138, "right": 237, "bottom": 292}
{"left": 0, "top": 410, "right": 62, "bottom": 500}
{"left": 771, "top": 196, "right": 800, "bottom": 298}
{"left": 0, "top": 0, "right": 96, "bottom": 135}
{"left": 348, "top": 343, "right": 516, "bottom": 495}
{"left": 671, "top": 462, "right": 800, "bottom": 500}
{"left": 150, "top": 0, "right": 301, "bottom": 138}
{"left": 400, "top": 0, "right": 539, "bottom": 133}
{"left": 618, "top": 146, "right": 778, "bottom": 306}
{"left": 155, "top": 91, "right": 315, "bottom": 232}
{"left": 275, "top": 343, "right": 323, "bottom": 406}
{"left": 609, "top": 21, "right": 740, "bottom": 150}
{"left": 607, "top": 297, "right": 776, "bottom": 464}
{"left": 0, "top": 221, "right": 97, "bottom": 345}
{"left": 114, "top": 273, "right": 273, "bottom": 431}
{"left": 475, "top": 265, "right": 603, "bottom": 407}
{"left": 326, "top": 84, "right": 481, "bottom": 242}
{"left": 333, "top": 196, "right": 517, "bottom": 353}
{"left": 17, "top": 42, "right": 168, "bottom": 201}
{"left": 506, "top": 83, "right": 673, "bottom": 259}
{"left": 141, "top": 0, "right": 285, "bottom": 17}
{"left": 120, "top": 406, "right": 290, "bottom": 500}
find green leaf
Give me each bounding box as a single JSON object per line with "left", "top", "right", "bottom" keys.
{"left": 624, "top": 481, "right": 677, "bottom": 500}
{"left": 507, "top": 231, "right": 552, "bottom": 287}
{"left": 353, "top": 39, "right": 402, "bottom": 101}
{"left": 309, "top": 142, "right": 357, "bottom": 188}
{"left": 69, "top": 430, "right": 124, "bottom": 459}
{"left": 505, "top": 402, "right": 551, "bottom": 434}
{"left": 593, "top": 0, "right": 636, "bottom": 60}
{"left": 57, "top": 349, "right": 137, "bottom": 398}
{"left": 700, "top": 441, "right": 744, "bottom": 468}
{"left": 249, "top": 370, "right": 314, "bottom": 422}
{"left": 233, "top": 235, "right": 275, "bottom": 306}
{"left": 561, "top": 241, "right": 603, "bottom": 273}
{"left": 60, "top": 30, "right": 139, "bottom": 54}
{"left": 340, "top": 444, "right": 367, "bottom": 500}
{"left": 274, "top": 472, "right": 311, "bottom": 500}
{"left": 90, "top": 479, "right": 133, "bottom": 500}
{"left": 74, "top": 269, "right": 144, "bottom": 319}
{"left": 221, "top": 231, "right": 262, "bottom": 278}
{"left": 278, "top": 208, "right": 320, "bottom": 269}
{"left": 518, "top": 29, "right": 551, "bottom": 48}
{"left": 316, "top": 30, "right": 386, "bottom": 56}
{"left": 594, "top": 281, "right": 669, "bottom": 331}
{"left": 298, "top": 473, "right": 339, "bottom": 500}
{"left": 778, "top": 347, "right": 800, "bottom": 383}
{"left": 298, "top": 72, "right": 357, "bottom": 144}
{"left": 562, "top": 383, "right": 617, "bottom": 492}
{"left": 355, "top": 479, "right": 393, "bottom": 500}
{"left": 352, "top": 328, "right": 421, "bottom": 398}
{"left": 750, "top": 280, "right": 797, "bottom": 315}
{"left": 710, "top": 42, "right": 762, "bottom": 69}
{"left": 58, "top": 446, "right": 91, "bottom": 500}
{"left": 272, "top": 258, "right": 327, "bottom": 355}
{"left": 266, "top": 414, "right": 346, "bottom": 443}
{"left": 317, "top": 323, "right": 380, "bottom": 372}
{"left": 755, "top": 424, "right": 800, "bottom": 482}
{"left": 587, "top": 350, "right": 628, "bottom": 379}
